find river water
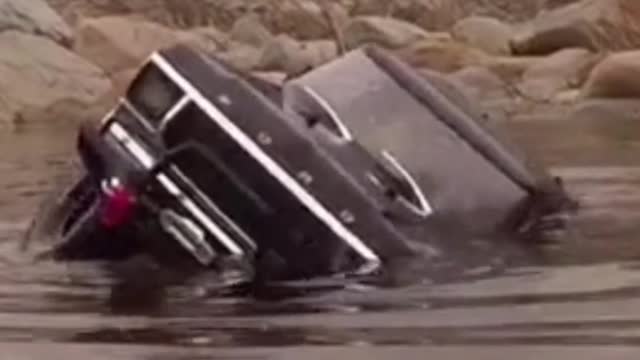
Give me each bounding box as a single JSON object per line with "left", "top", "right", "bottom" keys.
{"left": 0, "top": 117, "right": 639, "bottom": 359}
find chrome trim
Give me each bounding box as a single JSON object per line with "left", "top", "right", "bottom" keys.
{"left": 159, "top": 209, "right": 216, "bottom": 265}
{"left": 381, "top": 150, "right": 433, "bottom": 218}
{"left": 120, "top": 98, "right": 156, "bottom": 132}
{"left": 150, "top": 52, "right": 380, "bottom": 263}
{"left": 169, "top": 165, "right": 257, "bottom": 250}
{"left": 109, "top": 122, "right": 154, "bottom": 168}
{"left": 159, "top": 95, "right": 191, "bottom": 131}
{"left": 301, "top": 85, "right": 354, "bottom": 141}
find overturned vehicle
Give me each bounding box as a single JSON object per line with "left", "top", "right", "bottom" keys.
{"left": 24, "top": 44, "right": 575, "bottom": 283}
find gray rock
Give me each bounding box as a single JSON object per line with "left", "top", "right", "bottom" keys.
{"left": 257, "top": 34, "right": 307, "bottom": 74}
{"left": 0, "top": 0, "right": 72, "bottom": 45}
{"left": 582, "top": 50, "right": 640, "bottom": 99}
{"left": 300, "top": 39, "right": 339, "bottom": 68}
{"left": 263, "top": 0, "right": 337, "bottom": 40}
{"left": 74, "top": 16, "right": 223, "bottom": 76}
{"left": 218, "top": 43, "right": 262, "bottom": 72}
{"left": 452, "top": 16, "right": 513, "bottom": 56}
{"left": 518, "top": 48, "right": 598, "bottom": 101}
{"left": 394, "top": 37, "right": 490, "bottom": 73}
{"left": 0, "top": 31, "right": 111, "bottom": 128}
{"left": 511, "top": 0, "right": 640, "bottom": 55}
{"left": 450, "top": 66, "right": 510, "bottom": 102}
{"left": 257, "top": 35, "right": 338, "bottom": 75}
{"left": 229, "top": 13, "right": 273, "bottom": 47}
{"left": 343, "top": 16, "right": 431, "bottom": 50}
{"left": 184, "top": 26, "right": 229, "bottom": 53}
{"left": 350, "top": 0, "right": 466, "bottom": 31}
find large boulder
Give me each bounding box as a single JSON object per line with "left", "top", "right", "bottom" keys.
{"left": 120, "top": 0, "right": 349, "bottom": 40}
{"left": 0, "top": 31, "right": 111, "bottom": 128}
{"left": 261, "top": 0, "right": 349, "bottom": 40}
{"left": 486, "top": 55, "right": 542, "bottom": 82}
{"left": 217, "top": 43, "right": 262, "bottom": 72}
{"left": 452, "top": 16, "right": 513, "bottom": 56}
{"left": 49, "top": 0, "right": 225, "bottom": 29}
{"left": 73, "top": 16, "right": 224, "bottom": 76}
{"left": 257, "top": 35, "right": 338, "bottom": 75}
{"left": 511, "top": 0, "right": 640, "bottom": 55}
{"left": 229, "top": 13, "right": 273, "bottom": 47}
{"left": 582, "top": 51, "right": 640, "bottom": 99}
{"left": 0, "top": 0, "right": 72, "bottom": 45}
{"left": 518, "top": 48, "right": 600, "bottom": 101}
{"left": 350, "top": 0, "right": 466, "bottom": 31}
{"left": 343, "top": 16, "right": 432, "bottom": 50}
{"left": 394, "top": 38, "right": 491, "bottom": 73}
{"left": 349, "top": 0, "right": 560, "bottom": 28}
{"left": 449, "top": 66, "right": 511, "bottom": 102}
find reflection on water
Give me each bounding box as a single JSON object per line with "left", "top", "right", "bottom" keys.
{"left": 0, "top": 117, "right": 640, "bottom": 358}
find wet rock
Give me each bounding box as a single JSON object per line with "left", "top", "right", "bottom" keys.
{"left": 343, "top": 16, "right": 431, "bottom": 50}
{"left": 0, "top": 0, "right": 72, "bottom": 45}
{"left": 518, "top": 48, "right": 599, "bottom": 101}
{"left": 452, "top": 16, "right": 513, "bottom": 56}
{"left": 582, "top": 51, "right": 640, "bottom": 99}
{"left": 0, "top": 31, "right": 111, "bottom": 127}
{"left": 74, "top": 16, "right": 222, "bottom": 76}
{"left": 257, "top": 35, "right": 338, "bottom": 75}
{"left": 511, "top": 0, "right": 640, "bottom": 55}
{"left": 229, "top": 13, "right": 273, "bottom": 48}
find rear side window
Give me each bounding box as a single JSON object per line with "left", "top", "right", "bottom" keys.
{"left": 126, "top": 63, "right": 184, "bottom": 127}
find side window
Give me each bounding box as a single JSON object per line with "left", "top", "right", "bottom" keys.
{"left": 126, "top": 63, "right": 184, "bottom": 127}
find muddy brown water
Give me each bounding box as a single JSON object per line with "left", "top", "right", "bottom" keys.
{"left": 0, "top": 117, "right": 639, "bottom": 359}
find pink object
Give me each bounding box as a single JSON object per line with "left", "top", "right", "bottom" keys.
{"left": 100, "top": 186, "right": 137, "bottom": 229}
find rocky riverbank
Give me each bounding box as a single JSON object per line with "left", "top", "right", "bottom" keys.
{"left": 1, "top": 0, "right": 639, "bottom": 132}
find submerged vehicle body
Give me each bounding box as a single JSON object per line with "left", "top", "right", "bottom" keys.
{"left": 24, "top": 44, "right": 575, "bottom": 282}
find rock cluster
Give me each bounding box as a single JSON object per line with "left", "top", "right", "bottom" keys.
{"left": 1, "top": 0, "right": 639, "bottom": 129}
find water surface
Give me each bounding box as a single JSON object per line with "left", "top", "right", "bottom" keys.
{"left": 1, "top": 118, "right": 639, "bottom": 359}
